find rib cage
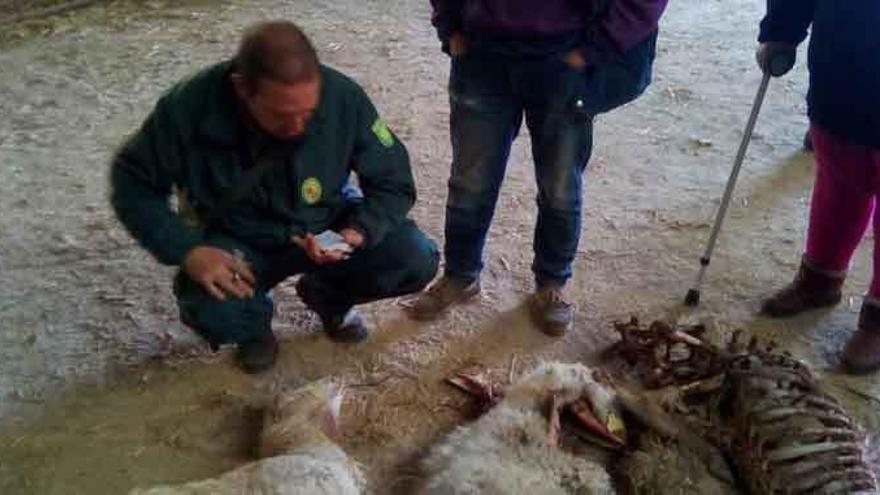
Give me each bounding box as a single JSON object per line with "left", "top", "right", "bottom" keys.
{"left": 724, "top": 350, "right": 876, "bottom": 494}
{"left": 615, "top": 318, "right": 878, "bottom": 494}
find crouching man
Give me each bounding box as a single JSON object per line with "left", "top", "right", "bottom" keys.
{"left": 111, "top": 21, "right": 438, "bottom": 373}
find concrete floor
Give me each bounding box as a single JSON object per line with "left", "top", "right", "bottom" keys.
{"left": 0, "top": 0, "right": 877, "bottom": 492}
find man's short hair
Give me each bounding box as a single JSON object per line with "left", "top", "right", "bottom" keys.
{"left": 234, "top": 21, "right": 320, "bottom": 88}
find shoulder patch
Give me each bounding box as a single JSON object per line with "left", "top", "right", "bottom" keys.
{"left": 371, "top": 118, "right": 395, "bottom": 148}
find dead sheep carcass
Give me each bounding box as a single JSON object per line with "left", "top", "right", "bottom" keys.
{"left": 614, "top": 318, "right": 879, "bottom": 495}
{"left": 421, "top": 362, "right": 618, "bottom": 494}
{"left": 131, "top": 380, "right": 364, "bottom": 495}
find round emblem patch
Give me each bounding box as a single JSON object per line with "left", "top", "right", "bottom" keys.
{"left": 301, "top": 177, "right": 322, "bottom": 205}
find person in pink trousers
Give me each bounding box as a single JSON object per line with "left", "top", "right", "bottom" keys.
{"left": 758, "top": 1, "right": 880, "bottom": 373}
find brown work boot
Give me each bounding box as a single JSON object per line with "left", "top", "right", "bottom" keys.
{"left": 760, "top": 260, "right": 844, "bottom": 317}
{"left": 842, "top": 301, "right": 880, "bottom": 375}
{"left": 405, "top": 276, "right": 481, "bottom": 321}
{"left": 803, "top": 129, "right": 814, "bottom": 152}
{"left": 530, "top": 285, "right": 574, "bottom": 337}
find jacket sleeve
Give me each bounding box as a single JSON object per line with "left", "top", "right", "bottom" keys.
{"left": 430, "top": 0, "right": 464, "bottom": 44}
{"left": 110, "top": 96, "right": 203, "bottom": 266}
{"left": 346, "top": 89, "right": 416, "bottom": 248}
{"left": 758, "top": 0, "right": 815, "bottom": 45}
{"left": 581, "top": 0, "right": 669, "bottom": 66}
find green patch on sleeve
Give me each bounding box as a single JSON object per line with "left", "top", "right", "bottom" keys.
{"left": 371, "top": 118, "right": 395, "bottom": 148}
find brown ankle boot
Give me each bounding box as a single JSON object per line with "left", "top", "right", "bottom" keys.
{"left": 761, "top": 260, "right": 844, "bottom": 318}
{"left": 405, "top": 276, "right": 481, "bottom": 321}
{"left": 842, "top": 302, "right": 880, "bottom": 375}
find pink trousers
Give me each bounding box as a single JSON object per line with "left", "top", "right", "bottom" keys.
{"left": 805, "top": 124, "right": 880, "bottom": 295}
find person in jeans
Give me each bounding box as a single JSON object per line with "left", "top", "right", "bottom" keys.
{"left": 111, "top": 22, "right": 438, "bottom": 373}
{"left": 408, "top": 0, "right": 668, "bottom": 336}
{"left": 757, "top": 1, "right": 880, "bottom": 373}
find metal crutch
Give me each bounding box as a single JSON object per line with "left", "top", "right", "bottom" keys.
{"left": 684, "top": 51, "right": 796, "bottom": 307}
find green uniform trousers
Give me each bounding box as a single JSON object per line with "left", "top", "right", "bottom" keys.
{"left": 175, "top": 220, "right": 438, "bottom": 347}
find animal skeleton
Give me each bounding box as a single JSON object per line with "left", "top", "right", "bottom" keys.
{"left": 614, "top": 317, "right": 878, "bottom": 494}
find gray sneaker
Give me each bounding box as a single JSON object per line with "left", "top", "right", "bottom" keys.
{"left": 530, "top": 286, "right": 573, "bottom": 336}
{"left": 296, "top": 276, "right": 369, "bottom": 343}
{"left": 406, "top": 276, "right": 481, "bottom": 321}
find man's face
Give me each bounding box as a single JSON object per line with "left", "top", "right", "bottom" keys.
{"left": 233, "top": 74, "right": 321, "bottom": 140}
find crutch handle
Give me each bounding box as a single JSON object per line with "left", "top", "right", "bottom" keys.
{"left": 767, "top": 47, "right": 796, "bottom": 77}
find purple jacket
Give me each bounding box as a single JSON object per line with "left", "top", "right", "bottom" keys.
{"left": 431, "top": 0, "right": 668, "bottom": 63}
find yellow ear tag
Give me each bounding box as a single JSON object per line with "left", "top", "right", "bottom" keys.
{"left": 606, "top": 413, "right": 626, "bottom": 438}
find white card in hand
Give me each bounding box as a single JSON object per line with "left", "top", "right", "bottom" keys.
{"left": 314, "top": 230, "right": 353, "bottom": 253}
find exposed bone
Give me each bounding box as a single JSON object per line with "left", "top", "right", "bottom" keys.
{"left": 789, "top": 466, "right": 875, "bottom": 493}
{"left": 728, "top": 368, "right": 818, "bottom": 390}
{"left": 445, "top": 367, "right": 504, "bottom": 415}
{"left": 765, "top": 440, "right": 862, "bottom": 462}
{"left": 667, "top": 330, "right": 705, "bottom": 347}
{"left": 808, "top": 476, "right": 878, "bottom": 494}
{"left": 613, "top": 318, "right": 878, "bottom": 495}
{"left": 615, "top": 319, "right": 728, "bottom": 388}
{"left": 750, "top": 392, "right": 848, "bottom": 416}
{"left": 749, "top": 425, "right": 861, "bottom": 447}
{"left": 751, "top": 407, "right": 855, "bottom": 428}
{"left": 774, "top": 453, "right": 863, "bottom": 480}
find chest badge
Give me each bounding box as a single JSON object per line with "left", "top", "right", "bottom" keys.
{"left": 301, "top": 177, "right": 323, "bottom": 205}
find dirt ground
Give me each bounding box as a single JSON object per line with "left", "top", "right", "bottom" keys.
{"left": 1, "top": 0, "right": 878, "bottom": 493}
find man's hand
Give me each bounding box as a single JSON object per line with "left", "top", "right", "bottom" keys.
{"left": 563, "top": 48, "right": 587, "bottom": 70}
{"left": 449, "top": 32, "right": 467, "bottom": 57}
{"left": 756, "top": 42, "right": 797, "bottom": 77}
{"left": 339, "top": 228, "right": 365, "bottom": 249}
{"left": 294, "top": 234, "right": 351, "bottom": 265}
{"left": 182, "top": 246, "right": 255, "bottom": 300}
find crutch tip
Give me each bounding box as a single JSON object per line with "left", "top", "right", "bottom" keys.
{"left": 684, "top": 289, "right": 701, "bottom": 307}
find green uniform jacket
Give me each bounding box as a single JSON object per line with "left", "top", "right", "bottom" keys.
{"left": 111, "top": 62, "right": 415, "bottom": 265}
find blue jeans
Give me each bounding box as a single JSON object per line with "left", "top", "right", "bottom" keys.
{"left": 445, "top": 53, "right": 592, "bottom": 286}
{"left": 443, "top": 33, "right": 656, "bottom": 287}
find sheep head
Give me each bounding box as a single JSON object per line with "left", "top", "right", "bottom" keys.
{"left": 487, "top": 362, "right": 625, "bottom": 449}
{"left": 259, "top": 380, "right": 343, "bottom": 458}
